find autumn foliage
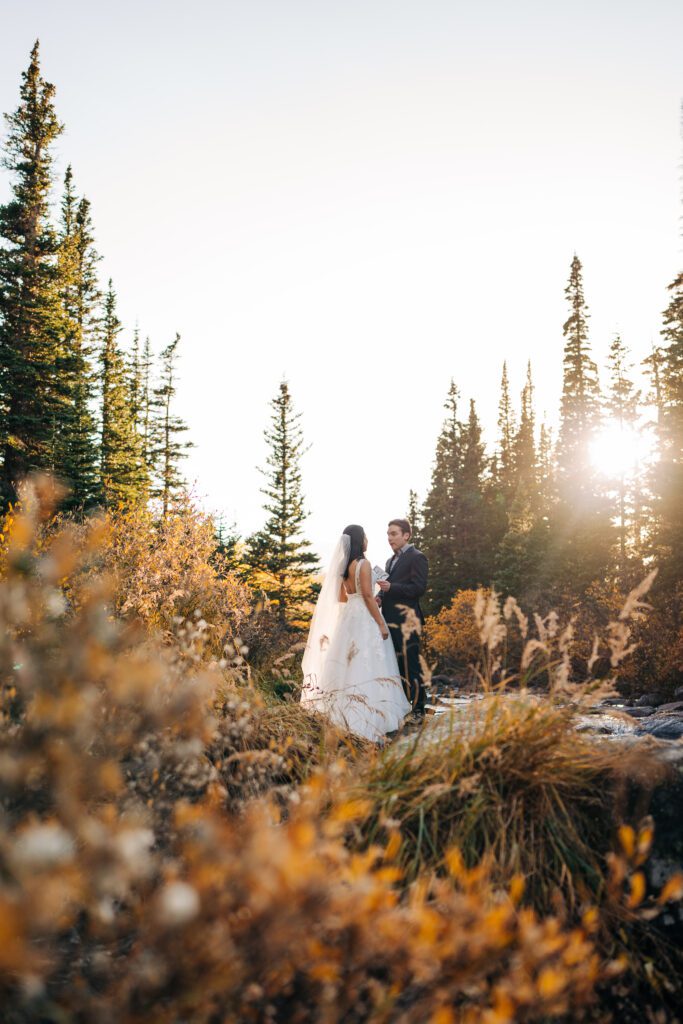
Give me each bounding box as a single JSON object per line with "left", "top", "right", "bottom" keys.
{"left": 0, "top": 480, "right": 681, "bottom": 1023}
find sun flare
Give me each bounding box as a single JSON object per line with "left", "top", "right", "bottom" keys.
{"left": 589, "top": 422, "right": 652, "bottom": 478}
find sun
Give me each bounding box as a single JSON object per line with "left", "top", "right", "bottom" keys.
{"left": 589, "top": 421, "right": 652, "bottom": 478}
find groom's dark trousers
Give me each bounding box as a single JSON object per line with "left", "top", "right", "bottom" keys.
{"left": 381, "top": 546, "right": 429, "bottom": 713}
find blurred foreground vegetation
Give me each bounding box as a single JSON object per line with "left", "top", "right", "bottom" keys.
{"left": 0, "top": 479, "right": 681, "bottom": 1023}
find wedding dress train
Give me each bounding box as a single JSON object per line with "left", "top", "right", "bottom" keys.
{"left": 301, "top": 556, "right": 411, "bottom": 742}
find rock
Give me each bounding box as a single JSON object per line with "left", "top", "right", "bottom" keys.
{"left": 654, "top": 701, "right": 683, "bottom": 715}
{"left": 635, "top": 692, "right": 667, "bottom": 708}
{"left": 430, "top": 674, "right": 458, "bottom": 690}
{"left": 622, "top": 706, "right": 655, "bottom": 718}
{"left": 636, "top": 716, "right": 683, "bottom": 740}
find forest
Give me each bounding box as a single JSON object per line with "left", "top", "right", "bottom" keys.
{"left": 0, "top": 41, "right": 682, "bottom": 1024}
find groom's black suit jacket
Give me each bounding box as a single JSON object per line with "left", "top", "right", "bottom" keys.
{"left": 381, "top": 546, "right": 429, "bottom": 629}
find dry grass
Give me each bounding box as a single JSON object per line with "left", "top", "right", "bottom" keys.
{"left": 356, "top": 694, "right": 664, "bottom": 908}
{"left": 0, "top": 478, "right": 681, "bottom": 1022}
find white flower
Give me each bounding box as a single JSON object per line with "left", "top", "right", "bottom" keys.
{"left": 156, "top": 882, "right": 200, "bottom": 927}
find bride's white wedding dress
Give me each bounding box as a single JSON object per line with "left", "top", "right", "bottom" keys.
{"left": 301, "top": 552, "right": 411, "bottom": 742}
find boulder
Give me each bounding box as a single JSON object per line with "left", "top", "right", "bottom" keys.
{"left": 622, "top": 707, "right": 655, "bottom": 718}
{"left": 635, "top": 692, "right": 667, "bottom": 708}
{"left": 636, "top": 716, "right": 683, "bottom": 741}
{"left": 654, "top": 701, "right": 683, "bottom": 715}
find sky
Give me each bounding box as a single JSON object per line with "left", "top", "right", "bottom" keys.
{"left": 1, "top": 0, "right": 681, "bottom": 567}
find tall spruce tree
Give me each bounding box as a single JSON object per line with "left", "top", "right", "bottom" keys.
{"left": 537, "top": 420, "right": 555, "bottom": 517}
{"left": 56, "top": 167, "right": 101, "bottom": 508}
{"left": 495, "top": 361, "right": 517, "bottom": 507}
{"left": 605, "top": 334, "right": 641, "bottom": 567}
{"left": 550, "top": 255, "right": 613, "bottom": 594}
{"left": 138, "top": 336, "right": 156, "bottom": 473}
{"left": 494, "top": 364, "right": 549, "bottom": 602}
{"left": 421, "top": 381, "right": 463, "bottom": 611}
{"left": 151, "top": 333, "right": 192, "bottom": 517}
{"left": 407, "top": 489, "right": 423, "bottom": 550}
{"left": 0, "top": 41, "right": 65, "bottom": 504}
{"left": 99, "top": 281, "right": 146, "bottom": 506}
{"left": 454, "top": 398, "right": 495, "bottom": 590}
{"left": 245, "top": 381, "right": 319, "bottom": 624}
{"left": 650, "top": 270, "right": 683, "bottom": 587}
{"left": 557, "top": 255, "right": 602, "bottom": 482}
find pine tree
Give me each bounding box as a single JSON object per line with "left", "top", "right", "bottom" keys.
{"left": 550, "top": 255, "right": 613, "bottom": 595}
{"left": 495, "top": 361, "right": 517, "bottom": 506}
{"left": 407, "top": 489, "right": 423, "bottom": 550}
{"left": 650, "top": 270, "right": 683, "bottom": 586}
{"left": 151, "top": 333, "right": 192, "bottom": 517}
{"left": 605, "top": 334, "right": 641, "bottom": 567}
{"left": 138, "top": 336, "right": 155, "bottom": 473}
{"left": 99, "top": 281, "right": 146, "bottom": 506}
{"left": 55, "top": 167, "right": 101, "bottom": 508}
{"left": 421, "top": 381, "right": 463, "bottom": 611}
{"left": 0, "top": 41, "right": 65, "bottom": 504}
{"left": 245, "top": 381, "right": 319, "bottom": 624}
{"left": 454, "top": 399, "right": 495, "bottom": 590}
{"left": 557, "top": 255, "right": 602, "bottom": 484}
{"left": 537, "top": 421, "right": 555, "bottom": 519}
{"left": 129, "top": 326, "right": 142, "bottom": 428}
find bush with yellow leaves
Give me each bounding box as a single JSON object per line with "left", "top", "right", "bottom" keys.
{"left": 1, "top": 479, "right": 681, "bottom": 1023}
{"left": 425, "top": 589, "right": 495, "bottom": 677}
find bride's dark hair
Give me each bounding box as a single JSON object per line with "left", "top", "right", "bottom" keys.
{"left": 342, "top": 524, "right": 365, "bottom": 578}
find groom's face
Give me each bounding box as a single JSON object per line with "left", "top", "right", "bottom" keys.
{"left": 387, "top": 525, "right": 410, "bottom": 552}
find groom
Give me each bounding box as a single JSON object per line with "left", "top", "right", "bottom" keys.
{"left": 377, "top": 519, "right": 429, "bottom": 718}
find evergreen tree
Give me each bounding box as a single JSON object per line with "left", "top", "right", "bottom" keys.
{"left": 650, "top": 270, "right": 683, "bottom": 586}
{"left": 494, "top": 363, "right": 546, "bottom": 600}
{"left": 605, "top": 334, "right": 641, "bottom": 567}
{"left": 421, "top": 381, "right": 463, "bottom": 611}
{"left": 129, "top": 326, "right": 142, "bottom": 428}
{"left": 557, "top": 255, "right": 602, "bottom": 483}
{"left": 0, "top": 41, "right": 65, "bottom": 504}
{"left": 495, "top": 361, "right": 517, "bottom": 506}
{"left": 454, "top": 399, "right": 495, "bottom": 590}
{"left": 537, "top": 420, "right": 555, "bottom": 520}
{"left": 99, "top": 281, "right": 146, "bottom": 506}
{"left": 407, "top": 489, "right": 423, "bottom": 550}
{"left": 550, "top": 255, "right": 613, "bottom": 595}
{"left": 151, "top": 333, "right": 192, "bottom": 517}
{"left": 139, "top": 336, "right": 155, "bottom": 473}
{"left": 245, "top": 381, "right": 319, "bottom": 624}
{"left": 55, "top": 167, "right": 101, "bottom": 508}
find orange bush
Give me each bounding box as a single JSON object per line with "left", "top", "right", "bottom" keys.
{"left": 425, "top": 589, "right": 490, "bottom": 673}
{"left": 1, "top": 480, "right": 680, "bottom": 1021}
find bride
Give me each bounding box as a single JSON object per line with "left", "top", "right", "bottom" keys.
{"left": 300, "top": 524, "right": 411, "bottom": 741}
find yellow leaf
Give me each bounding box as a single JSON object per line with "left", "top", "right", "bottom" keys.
{"left": 618, "top": 825, "right": 635, "bottom": 859}
{"left": 627, "top": 871, "right": 646, "bottom": 908}
{"left": 445, "top": 846, "right": 464, "bottom": 879}
{"left": 430, "top": 1009, "right": 456, "bottom": 1024}
{"left": 383, "top": 832, "right": 402, "bottom": 863}
{"left": 537, "top": 965, "right": 566, "bottom": 999}
{"left": 509, "top": 874, "right": 525, "bottom": 905}
{"left": 636, "top": 824, "right": 654, "bottom": 865}
{"left": 658, "top": 873, "right": 683, "bottom": 905}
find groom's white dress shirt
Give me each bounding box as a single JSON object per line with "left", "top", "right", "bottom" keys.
{"left": 389, "top": 541, "right": 414, "bottom": 573}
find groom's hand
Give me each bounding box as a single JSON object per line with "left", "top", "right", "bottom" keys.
{"left": 377, "top": 580, "right": 391, "bottom": 592}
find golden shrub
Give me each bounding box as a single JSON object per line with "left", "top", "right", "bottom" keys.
{"left": 425, "top": 589, "right": 490, "bottom": 673}
{"left": 0, "top": 480, "right": 680, "bottom": 1022}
